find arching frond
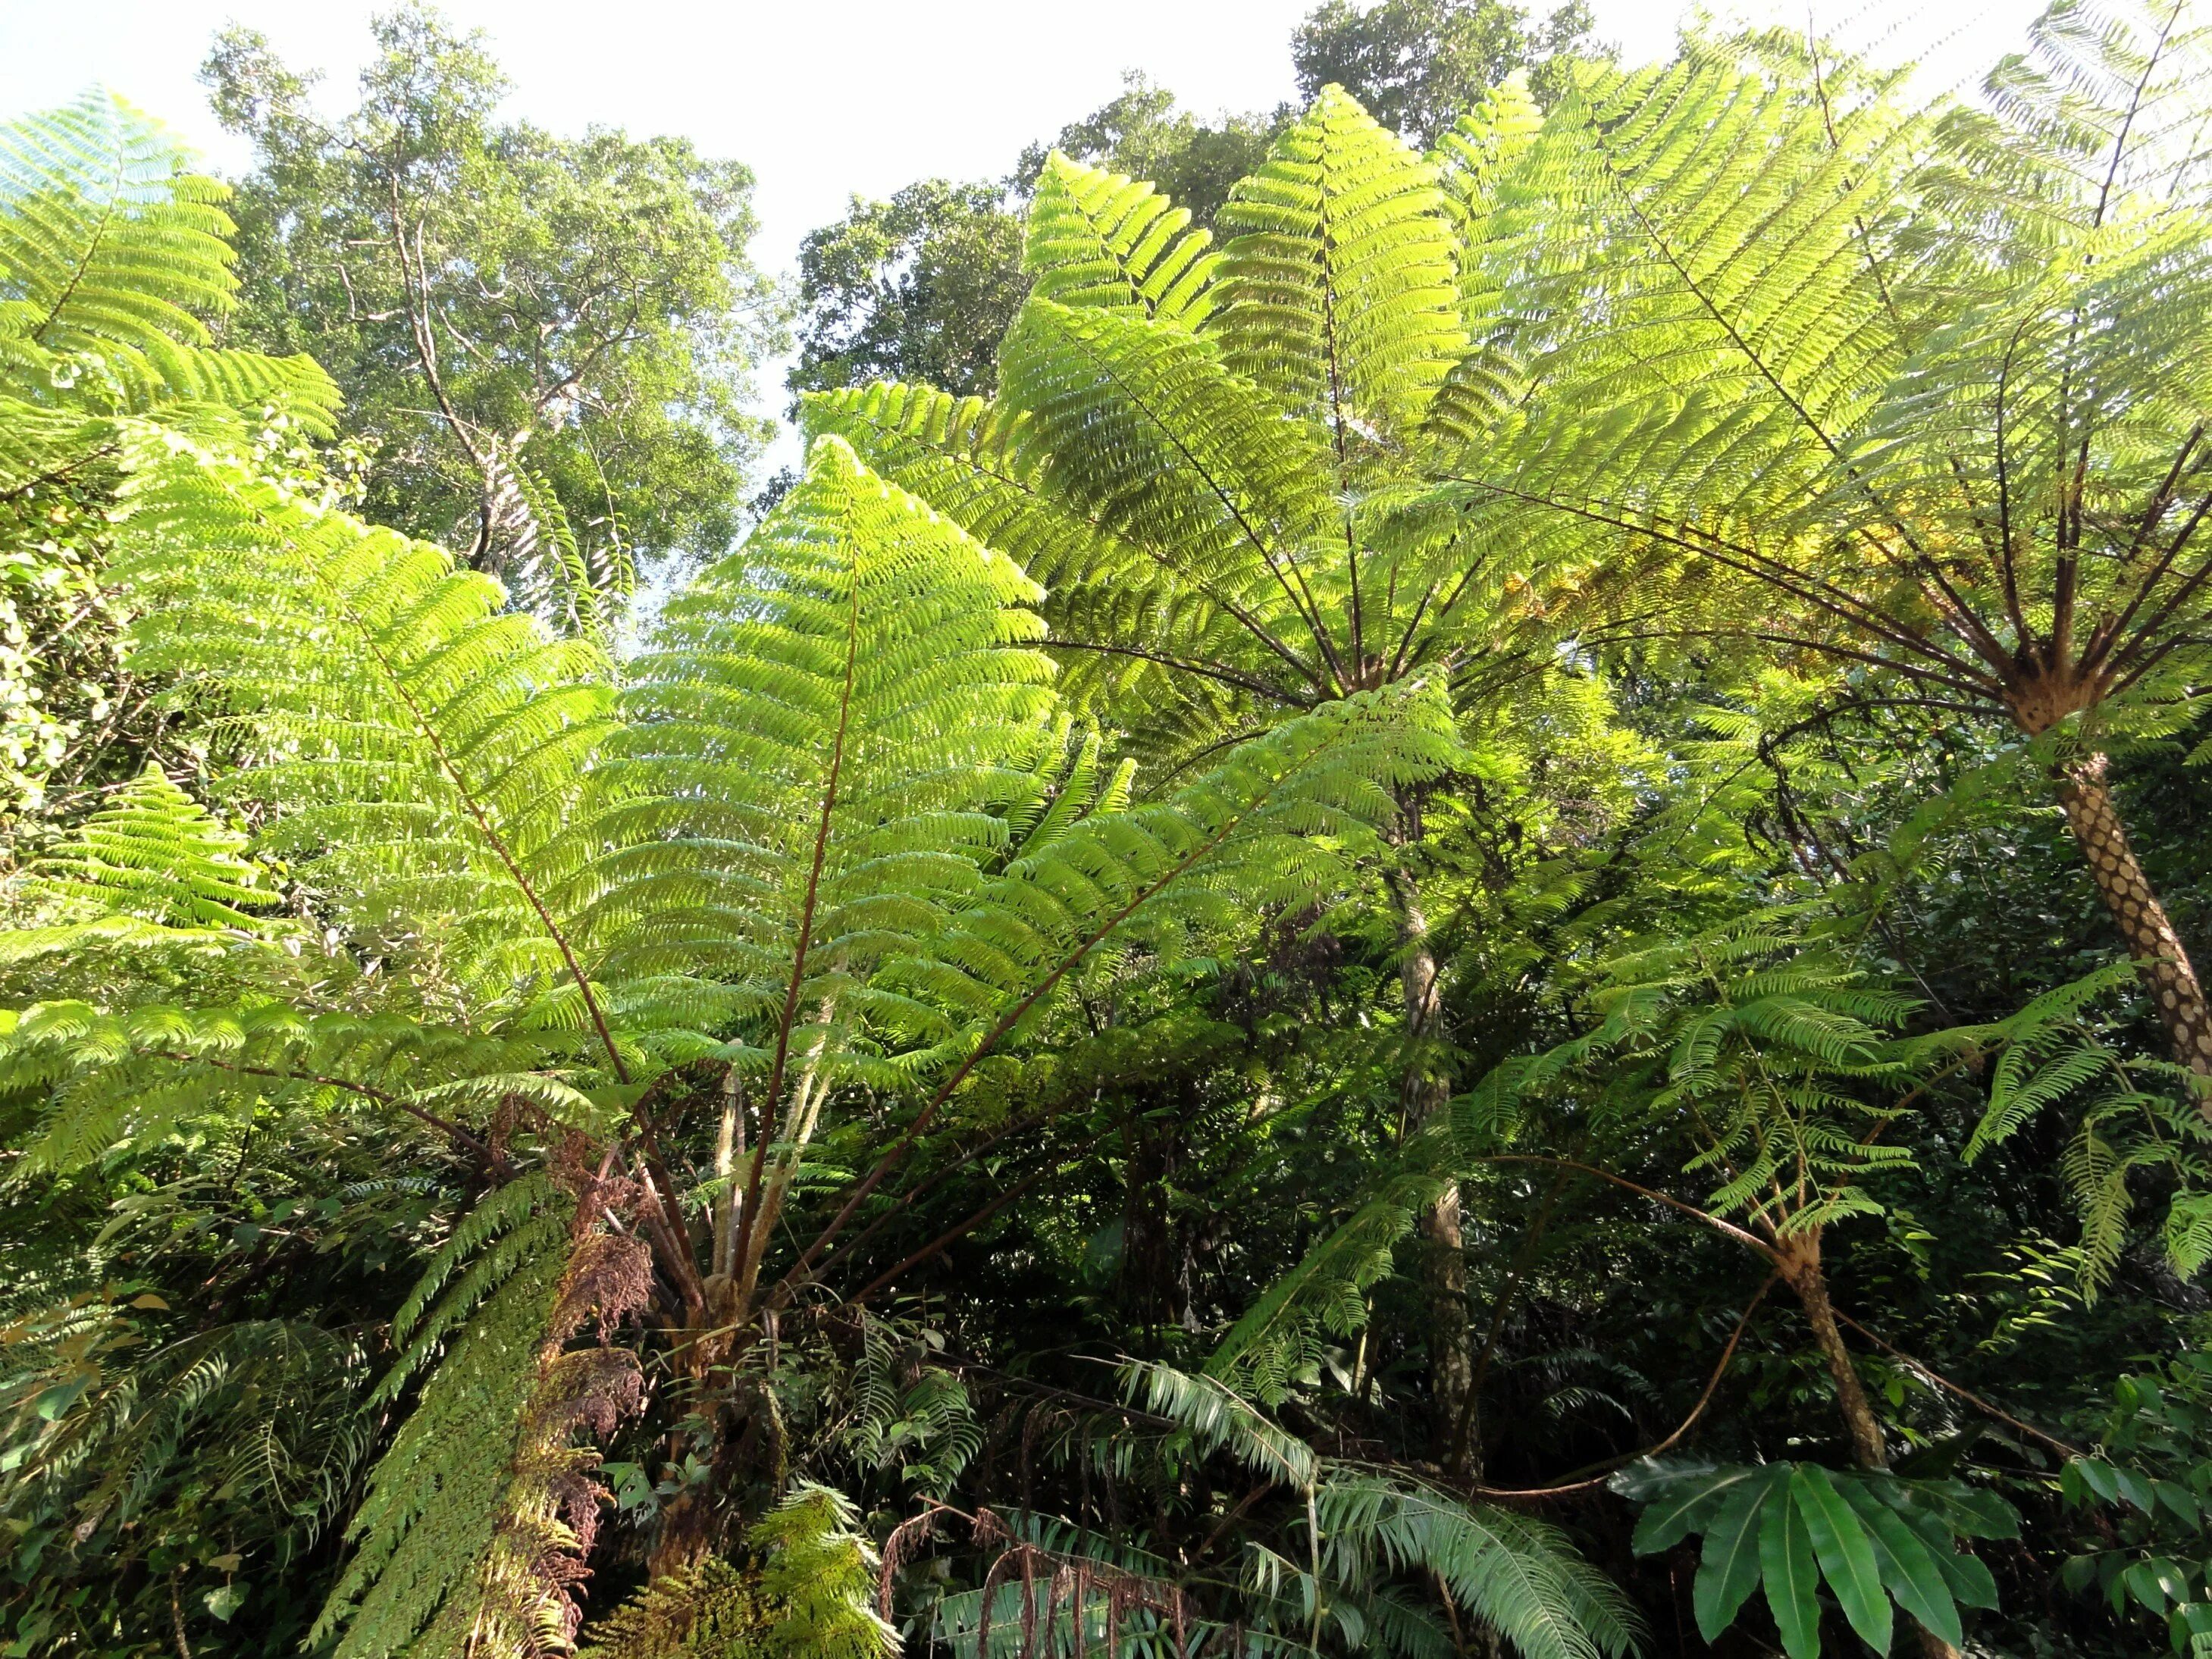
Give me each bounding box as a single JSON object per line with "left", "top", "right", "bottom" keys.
{"left": 113, "top": 446, "right": 624, "bottom": 1053}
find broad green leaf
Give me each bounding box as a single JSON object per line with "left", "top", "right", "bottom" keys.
{"left": 2116, "top": 1468, "right": 2159, "bottom": 1515}
{"left": 2077, "top": 1458, "right": 2123, "bottom": 1504}
{"left": 1761, "top": 1481, "right": 1823, "bottom": 1659}
{"left": 1922, "top": 1535, "right": 1999, "bottom": 1611}
{"left": 2128, "top": 1557, "right": 2176, "bottom": 1614}
{"left": 1838, "top": 1476, "right": 1963, "bottom": 1650}
{"left": 1633, "top": 1463, "right": 1768, "bottom": 1556}
{"left": 1694, "top": 1466, "right": 1786, "bottom": 1643}
{"left": 1793, "top": 1466, "right": 1890, "bottom": 1653}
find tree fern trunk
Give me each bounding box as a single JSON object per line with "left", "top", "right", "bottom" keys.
{"left": 1383, "top": 846, "right": 1473, "bottom": 1460}
{"left": 1784, "top": 1236, "right": 1886, "bottom": 1471}
{"left": 2054, "top": 755, "right": 2212, "bottom": 1081}
{"left": 1785, "top": 1237, "right": 1962, "bottom": 1659}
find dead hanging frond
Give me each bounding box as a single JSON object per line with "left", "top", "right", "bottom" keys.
{"left": 891, "top": 1503, "right": 1202, "bottom": 1659}
{"left": 460, "top": 1166, "right": 660, "bottom": 1654}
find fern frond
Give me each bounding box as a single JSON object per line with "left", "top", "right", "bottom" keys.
{"left": 1026, "top": 153, "right": 1218, "bottom": 327}
{"left": 1212, "top": 86, "right": 1468, "bottom": 438}
{"left": 114, "top": 446, "right": 625, "bottom": 1060}
{"left": 0, "top": 90, "right": 335, "bottom": 423}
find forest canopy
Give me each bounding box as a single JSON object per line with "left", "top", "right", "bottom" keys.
{"left": 5, "top": 4, "right": 2212, "bottom": 1659}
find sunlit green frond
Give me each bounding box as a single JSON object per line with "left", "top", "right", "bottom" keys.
{"left": 112, "top": 447, "right": 622, "bottom": 1044}
{"left": 1211, "top": 86, "right": 1468, "bottom": 438}
{"left": 591, "top": 432, "right": 1057, "bottom": 1099}
{"left": 905, "top": 681, "right": 1458, "bottom": 1053}
{"left": 1026, "top": 152, "right": 1218, "bottom": 327}
{"left": 1122, "top": 1359, "right": 1318, "bottom": 1488}
{"left": 0, "top": 90, "right": 335, "bottom": 423}
{"left": 1208, "top": 1167, "right": 1449, "bottom": 1401}
{"left": 15, "top": 762, "right": 275, "bottom": 928}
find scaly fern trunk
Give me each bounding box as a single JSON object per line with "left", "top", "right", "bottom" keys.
{"left": 1383, "top": 839, "right": 1473, "bottom": 1462}
{"left": 2054, "top": 755, "right": 2212, "bottom": 1081}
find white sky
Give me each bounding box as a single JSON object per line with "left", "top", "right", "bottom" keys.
{"left": 0, "top": 0, "right": 2045, "bottom": 460}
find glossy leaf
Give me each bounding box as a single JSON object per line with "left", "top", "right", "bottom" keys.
{"left": 1760, "top": 1486, "right": 1823, "bottom": 1659}
{"left": 1792, "top": 1466, "right": 1890, "bottom": 1654}
{"left": 1693, "top": 1466, "right": 1784, "bottom": 1644}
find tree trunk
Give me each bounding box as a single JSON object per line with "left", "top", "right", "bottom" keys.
{"left": 2054, "top": 755, "right": 2212, "bottom": 1079}
{"left": 1783, "top": 1235, "right": 1961, "bottom": 1659}
{"left": 1383, "top": 850, "right": 1473, "bottom": 1457}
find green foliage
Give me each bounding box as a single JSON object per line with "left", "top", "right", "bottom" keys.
{"left": 813, "top": 82, "right": 1557, "bottom": 775}
{"left": 0, "top": 92, "right": 334, "bottom": 419}
{"left": 1024, "top": 155, "right": 1219, "bottom": 327}
{"left": 792, "top": 180, "right": 1031, "bottom": 402}
{"left": 15, "top": 12, "right": 2212, "bottom": 1659}
{"left": 311, "top": 1175, "right": 575, "bottom": 1658}
{"left": 1618, "top": 1457, "right": 2013, "bottom": 1657}
{"left": 0, "top": 1298, "right": 374, "bottom": 1651}
{"left": 1126, "top": 1360, "right": 1640, "bottom": 1659}
{"left": 0, "top": 89, "right": 337, "bottom": 830}
{"left": 580, "top": 1485, "right": 895, "bottom": 1659}
{"left": 2057, "top": 1357, "right": 2212, "bottom": 1653}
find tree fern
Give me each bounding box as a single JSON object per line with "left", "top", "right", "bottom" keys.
{"left": 1440, "top": 11, "right": 2212, "bottom": 1072}
{"left": 810, "top": 83, "right": 1553, "bottom": 754}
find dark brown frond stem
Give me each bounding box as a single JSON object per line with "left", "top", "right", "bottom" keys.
{"left": 1048, "top": 639, "right": 1310, "bottom": 705}
{"left": 2120, "top": 424, "right": 2204, "bottom": 566}
{"left": 1991, "top": 316, "right": 2032, "bottom": 643}
{"left": 846, "top": 1135, "right": 1106, "bottom": 1305}
{"left": 1587, "top": 124, "right": 1938, "bottom": 574}
{"left": 1828, "top": 1306, "right": 2085, "bottom": 1458}
{"left": 1471, "top": 1154, "right": 1782, "bottom": 1263}
{"left": 2098, "top": 493, "right": 2212, "bottom": 674}
{"left": 1455, "top": 1270, "right": 1778, "bottom": 1499}
{"left": 781, "top": 1103, "right": 1079, "bottom": 1300}
{"left": 1453, "top": 477, "right": 1994, "bottom": 686}
{"left": 2090, "top": 0, "right": 2185, "bottom": 232}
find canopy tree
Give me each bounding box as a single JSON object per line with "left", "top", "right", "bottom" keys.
{"left": 202, "top": 5, "right": 775, "bottom": 625}
{"left": 1292, "top": 0, "right": 1605, "bottom": 145}
{"left": 791, "top": 76, "right": 1280, "bottom": 411}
